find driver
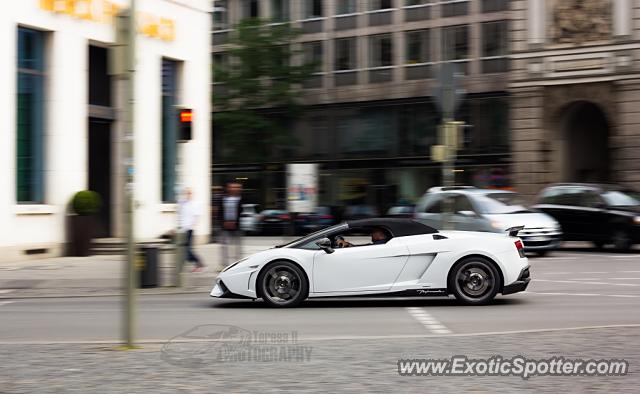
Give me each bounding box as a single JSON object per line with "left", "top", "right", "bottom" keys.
{"left": 335, "top": 235, "right": 353, "bottom": 248}
{"left": 371, "top": 228, "right": 389, "bottom": 245}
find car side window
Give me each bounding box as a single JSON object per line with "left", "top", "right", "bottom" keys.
{"left": 453, "top": 195, "right": 475, "bottom": 214}
{"left": 424, "top": 196, "right": 444, "bottom": 213}
{"left": 539, "top": 188, "right": 582, "bottom": 206}
{"left": 579, "top": 191, "right": 605, "bottom": 208}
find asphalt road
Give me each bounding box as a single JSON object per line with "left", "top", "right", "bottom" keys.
{"left": 1, "top": 250, "right": 639, "bottom": 342}
{"left": 2, "top": 249, "right": 639, "bottom": 392}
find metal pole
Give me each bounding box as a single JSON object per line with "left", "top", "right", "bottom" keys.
{"left": 174, "top": 146, "right": 184, "bottom": 287}
{"left": 123, "top": 0, "right": 137, "bottom": 348}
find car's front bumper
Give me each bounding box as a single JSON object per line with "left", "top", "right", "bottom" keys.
{"left": 502, "top": 266, "right": 531, "bottom": 295}
{"left": 210, "top": 279, "right": 253, "bottom": 299}
{"left": 520, "top": 236, "right": 562, "bottom": 251}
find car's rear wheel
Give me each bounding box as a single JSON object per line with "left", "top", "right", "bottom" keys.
{"left": 257, "top": 261, "right": 308, "bottom": 308}
{"left": 449, "top": 256, "right": 501, "bottom": 305}
{"left": 612, "top": 229, "right": 632, "bottom": 252}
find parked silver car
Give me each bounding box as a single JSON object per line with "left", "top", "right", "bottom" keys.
{"left": 414, "top": 187, "right": 562, "bottom": 256}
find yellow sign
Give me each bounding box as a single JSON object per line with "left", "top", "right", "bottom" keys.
{"left": 40, "top": 0, "right": 175, "bottom": 41}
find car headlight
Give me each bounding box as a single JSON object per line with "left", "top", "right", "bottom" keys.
{"left": 634, "top": 216, "right": 640, "bottom": 225}
{"left": 221, "top": 257, "right": 248, "bottom": 273}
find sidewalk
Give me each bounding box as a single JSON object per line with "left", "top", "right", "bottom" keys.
{"left": 0, "top": 237, "right": 296, "bottom": 299}
{"left": 0, "top": 243, "right": 223, "bottom": 299}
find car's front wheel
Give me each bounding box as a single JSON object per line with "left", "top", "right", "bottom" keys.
{"left": 449, "top": 256, "right": 502, "bottom": 305}
{"left": 257, "top": 260, "right": 308, "bottom": 308}
{"left": 612, "top": 229, "right": 632, "bottom": 252}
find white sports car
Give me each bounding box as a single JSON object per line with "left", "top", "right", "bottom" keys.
{"left": 210, "top": 218, "right": 531, "bottom": 307}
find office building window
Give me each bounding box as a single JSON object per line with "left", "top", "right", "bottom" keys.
{"left": 442, "top": 25, "right": 469, "bottom": 60}
{"left": 406, "top": 30, "right": 430, "bottom": 64}
{"left": 212, "top": 0, "right": 228, "bottom": 30}
{"left": 482, "top": 21, "right": 509, "bottom": 73}
{"left": 406, "top": 0, "right": 430, "bottom": 5}
{"left": 441, "top": 0, "right": 468, "bottom": 17}
{"left": 16, "top": 27, "right": 46, "bottom": 203}
{"left": 304, "top": 41, "right": 323, "bottom": 67}
{"left": 482, "top": 0, "right": 509, "bottom": 13}
{"left": 305, "top": 0, "right": 323, "bottom": 18}
{"left": 369, "top": 34, "right": 393, "bottom": 67}
{"left": 336, "top": 0, "right": 357, "bottom": 14}
{"left": 272, "top": 0, "right": 290, "bottom": 22}
{"left": 371, "top": 0, "right": 393, "bottom": 10}
{"left": 335, "top": 37, "right": 357, "bottom": 70}
{"left": 161, "top": 59, "right": 178, "bottom": 203}
{"left": 241, "top": 0, "right": 259, "bottom": 19}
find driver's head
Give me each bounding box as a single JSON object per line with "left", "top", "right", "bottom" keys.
{"left": 371, "top": 228, "right": 388, "bottom": 243}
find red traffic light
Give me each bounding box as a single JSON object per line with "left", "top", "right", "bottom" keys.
{"left": 180, "top": 109, "right": 193, "bottom": 123}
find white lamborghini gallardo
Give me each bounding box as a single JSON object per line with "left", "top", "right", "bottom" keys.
{"left": 210, "top": 218, "right": 530, "bottom": 307}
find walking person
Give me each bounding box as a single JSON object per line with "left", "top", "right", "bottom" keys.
{"left": 179, "top": 187, "right": 205, "bottom": 272}
{"left": 216, "top": 182, "right": 243, "bottom": 268}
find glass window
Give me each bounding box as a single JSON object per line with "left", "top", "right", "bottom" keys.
{"left": 406, "top": 30, "right": 430, "bottom": 64}
{"left": 406, "top": 0, "right": 430, "bottom": 5}
{"left": 482, "top": 0, "right": 509, "bottom": 13}
{"left": 303, "top": 41, "right": 323, "bottom": 67}
{"left": 271, "top": 0, "right": 290, "bottom": 22}
{"left": 336, "top": 0, "right": 357, "bottom": 14}
{"left": 482, "top": 21, "right": 508, "bottom": 57}
{"left": 335, "top": 37, "right": 357, "bottom": 70}
{"left": 425, "top": 198, "right": 443, "bottom": 213}
{"left": 452, "top": 195, "right": 475, "bottom": 213}
{"left": 539, "top": 188, "right": 583, "bottom": 206}
{"left": 442, "top": 25, "right": 469, "bottom": 61}
{"left": 241, "top": 0, "right": 259, "bottom": 19}
{"left": 441, "top": 0, "right": 468, "bottom": 17}
{"left": 161, "top": 59, "right": 178, "bottom": 203}
{"left": 16, "top": 27, "right": 46, "bottom": 203}
{"left": 369, "top": 34, "right": 393, "bottom": 67}
{"left": 212, "top": 0, "right": 228, "bottom": 30}
{"left": 305, "top": 0, "right": 323, "bottom": 18}
{"left": 370, "top": 0, "right": 393, "bottom": 10}
{"left": 601, "top": 190, "right": 640, "bottom": 207}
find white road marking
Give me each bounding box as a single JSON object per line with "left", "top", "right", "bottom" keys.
{"left": 0, "top": 289, "right": 16, "bottom": 294}
{"left": 619, "top": 271, "right": 640, "bottom": 273}
{"left": 525, "top": 291, "right": 640, "bottom": 298}
{"left": 406, "top": 307, "right": 452, "bottom": 335}
{"left": 534, "top": 279, "right": 640, "bottom": 287}
{"left": 583, "top": 271, "right": 607, "bottom": 274}
{"left": 0, "top": 301, "right": 15, "bottom": 306}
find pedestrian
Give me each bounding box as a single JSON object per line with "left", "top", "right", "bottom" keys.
{"left": 179, "top": 187, "right": 205, "bottom": 272}
{"left": 216, "top": 181, "right": 243, "bottom": 268}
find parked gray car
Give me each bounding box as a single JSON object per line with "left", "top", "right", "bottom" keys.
{"left": 414, "top": 186, "right": 562, "bottom": 256}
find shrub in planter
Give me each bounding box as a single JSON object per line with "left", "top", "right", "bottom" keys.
{"left": 69, "top": 191, "right": 102, "bottom": 256}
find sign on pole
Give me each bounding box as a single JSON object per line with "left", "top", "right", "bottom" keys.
{"left": 287, "top": 164, "right": 318, "bottom": 214}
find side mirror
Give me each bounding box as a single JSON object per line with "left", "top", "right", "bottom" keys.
{"left": 315, "top": 237, "right": 334, "bottom": 254}
{"left": 457, "top": 210, "right": 476, "bottom": 217}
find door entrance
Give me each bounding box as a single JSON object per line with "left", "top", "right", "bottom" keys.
{"left": 88, "top": 118, "right": 112, "bottom": 237}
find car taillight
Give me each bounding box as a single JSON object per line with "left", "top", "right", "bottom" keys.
{"left": 514, "top": 239, "right": 526, "bottom": 258}
{"left": 278, "top": 214, "right": 290, "bottom": 220}
{"left": 320, "top": 215, "right": 333, "bottom": 220}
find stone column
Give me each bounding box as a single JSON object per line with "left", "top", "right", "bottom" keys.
{"left": 510, "top": 86, "right": 547, "bottom": 200}
{"left": 612, "top": 79, "right": 640, "bottom": 189}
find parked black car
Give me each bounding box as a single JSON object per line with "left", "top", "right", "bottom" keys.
{"left": 532, "top": 184, "right": 640, "bottom": 251}
{"left": 294, "top": 206, "right": 336, "bottom": 234}
{"left": 257, "top": 209, "right": 291, "bottom": 235}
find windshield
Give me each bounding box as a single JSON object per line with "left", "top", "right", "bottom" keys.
{"left": 276, "top": 223, "right": 348, "bottom": 248}
{"left": 601, "top": 190, "right": 640, "bottom": 207}
{"left": 474, "top": 193, "right": 531, "bottom": 214}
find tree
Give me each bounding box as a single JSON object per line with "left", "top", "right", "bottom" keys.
{"left": 213, "top": 19, "right": 319, "bottom": 162}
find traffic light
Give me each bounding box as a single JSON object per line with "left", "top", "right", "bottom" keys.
{"left": 178, "top": 108, "right": 192, "bottom": 141}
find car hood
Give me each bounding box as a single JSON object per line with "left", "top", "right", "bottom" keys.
{"left": 484, "top": 212, "right": 558, "bottom": 230}
{"left": 609, "top": 206, "right": 640, "bottom": 214}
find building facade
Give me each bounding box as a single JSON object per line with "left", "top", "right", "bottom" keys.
{"left": 212, "top": 0, "right": 513, "bottom": 211}
{"left": 0, "top": 0, "right": 211, "bottom": 261}
{"left": 510, "top": 0, "right": 640, "bottom": 197}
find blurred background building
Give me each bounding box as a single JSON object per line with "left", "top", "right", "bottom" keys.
{"left": 0, "top": 0, "right": 211, "bottom": 261}
{"left": 212, "top": 0, "right": 640, "bottom": 214}
{"left": 212, "top": 0, "right": 512, "bottom": 212}
{"left": 510, "top": 0, "right": 640, "bottom": 197}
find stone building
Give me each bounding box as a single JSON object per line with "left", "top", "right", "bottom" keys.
{"left": 510, "top": 0, "right": 640, "bottom": 197}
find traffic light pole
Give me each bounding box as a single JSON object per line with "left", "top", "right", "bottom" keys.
{"left": 123, "top": 0, "right": 137, "bottom": 348}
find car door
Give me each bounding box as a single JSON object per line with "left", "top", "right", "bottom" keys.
{"left": 312, "top": 240, "right": 410, "bottom": 293}
{"left": 450, "top": 194, "right": 480, "bottom": 231}
{"left": 414, "top": 194, "right": 446, "bottom": 229}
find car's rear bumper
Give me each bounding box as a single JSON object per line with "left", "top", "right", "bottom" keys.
{"left": 502, "top": 266, "right": 531, "bottom": 295}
